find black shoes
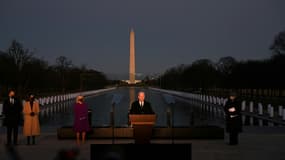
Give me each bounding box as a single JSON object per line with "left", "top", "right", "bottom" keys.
{"left": 27, "top": 136, "right": 36, "bottom": 145}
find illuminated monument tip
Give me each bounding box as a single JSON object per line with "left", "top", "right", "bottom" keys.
{"left": 129, "top": 28, "right": 136, "bottom": 84}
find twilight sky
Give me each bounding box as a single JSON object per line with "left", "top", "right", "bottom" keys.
{"left": 1, "top": 0, "right": 285, "bottom": 79}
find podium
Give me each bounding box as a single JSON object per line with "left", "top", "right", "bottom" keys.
{"left": 129, "top": 114, "right": 156, "bottom": 144}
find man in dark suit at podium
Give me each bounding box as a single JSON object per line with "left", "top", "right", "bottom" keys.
{"left": 129, "top": 91, "right": 155, "bottom": 144}
{"left": 129, "top": 91, "right": 155, "bottom": 114}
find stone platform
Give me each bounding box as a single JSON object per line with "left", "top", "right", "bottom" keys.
{"left": 1, "top": 126, "right": 285, "bottom": 160}
{"left": 57, "top": 125, "right": 224, "bottom": 139}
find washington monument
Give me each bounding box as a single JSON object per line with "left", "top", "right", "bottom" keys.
{"left": 129, "top": 28, "right": 136, "bottom": 84}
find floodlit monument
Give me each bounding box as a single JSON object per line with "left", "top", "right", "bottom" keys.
{"left": 129, "top": 28, "right": 136, "bottom": 84}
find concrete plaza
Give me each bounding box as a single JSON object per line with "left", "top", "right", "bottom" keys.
{"left": 1, "top": 126, "right": 285, "bottom": 160}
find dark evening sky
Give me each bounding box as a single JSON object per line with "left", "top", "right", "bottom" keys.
{"left": 1, "top": 0, "right": 285, "bottom": 79}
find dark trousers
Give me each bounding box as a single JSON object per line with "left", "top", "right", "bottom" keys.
{"left": 7, "top": 125, "right": 19, "bottom": 145}
{"left": 229, "top": 132, "right": 238, "bottom": 145}
{"left": 27, "top": 136, "right": 36, "bottom": 145}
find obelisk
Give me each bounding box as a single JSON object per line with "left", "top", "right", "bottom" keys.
{"left": 129, "top": 28, "right": 135, "bottom": 84}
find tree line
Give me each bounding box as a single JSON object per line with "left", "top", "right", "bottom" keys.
{"left": 1, "top": 30, "right": 284, "bottom": 98}
{"left": 0, "top": 40, "right": 110, "bottom": 99}
{"left": 146, "top": 30, "right": 285, "bottom": 96}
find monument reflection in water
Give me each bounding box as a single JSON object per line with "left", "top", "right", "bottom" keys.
{"left": 39, "top": 87, "right": 225, "bottom": 132}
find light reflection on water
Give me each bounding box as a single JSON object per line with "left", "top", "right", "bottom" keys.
{"left": 0, "top": 87, "right": 277, "bottom": 132}
{"left": 1, "top": 87, "right": 281, "bottom": 133}
{"left": 38, "top": 87, "right": 225, "bottom": 132}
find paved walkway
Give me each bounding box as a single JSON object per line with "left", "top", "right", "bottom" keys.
{"left": 1, "top": 126, "right": 285, "bottom": 160}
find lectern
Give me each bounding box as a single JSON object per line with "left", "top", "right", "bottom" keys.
{"left": 129, "top": 114, "right": 156, "bottom": 144}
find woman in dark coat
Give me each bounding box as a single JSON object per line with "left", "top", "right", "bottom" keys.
{"left": 224, "top": 91, "right": 242, "bottom": 145}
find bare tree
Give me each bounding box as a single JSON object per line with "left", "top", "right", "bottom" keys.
{"left": 7, "top": 40, "right": 33, "bottom": 96}
{"left": 56, "top": 56, "right": 72, "bottom": 70}
{"left": 270, "top": 30, "right": 285, "bottom": 55}
{"left": 8, "top": 40, "right": 33, "bottom": 71}
{"left": 217, "top": 56, "right": 237, "bottom": 75}
{"left": 55, "top": 56, "right": 73, "bottom": 92}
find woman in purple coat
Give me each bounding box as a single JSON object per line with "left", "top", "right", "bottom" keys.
{"left": 73, "top": 95, "right": 90, "bottom": 145}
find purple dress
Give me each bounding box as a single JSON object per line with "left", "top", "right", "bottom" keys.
{"left": 73, "top": 103, "right": 90, "bottom": 132}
